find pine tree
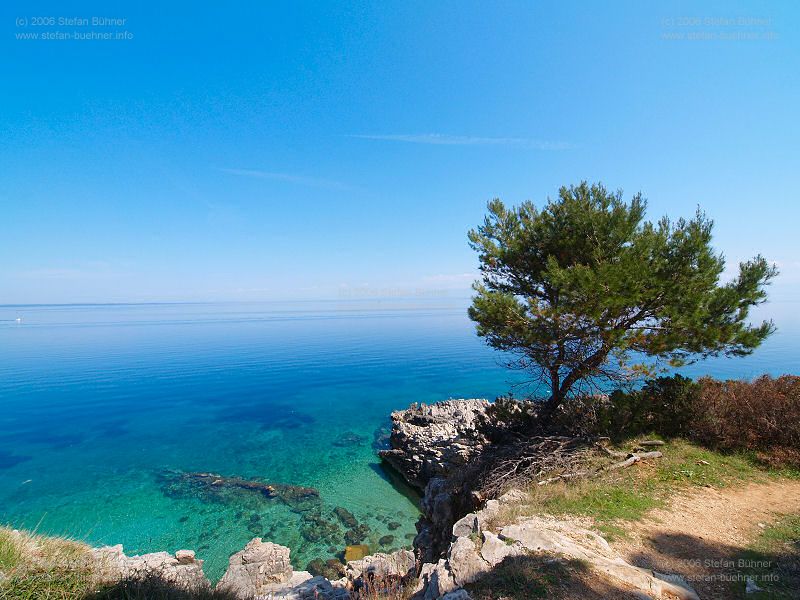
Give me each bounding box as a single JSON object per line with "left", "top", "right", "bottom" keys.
{"left": 468, "top": 182, "right": 777, "bottom": 415}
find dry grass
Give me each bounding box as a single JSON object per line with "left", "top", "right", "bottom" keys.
{"left": 465, "top": 552, "right": 646, "bottom": 599}
{"left": 0, "top": 528, "right": 103, "bottom": 599}
{"left": 487, "top": 438, "right": 800, "bottom": 541}
{"left": 0, "top": 528, "right": 232, "bottom": 599}
{"left": 350, "top": 577, "right": 416, "bottom": 600}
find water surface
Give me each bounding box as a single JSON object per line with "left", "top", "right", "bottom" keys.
{"left": 0, "top": 299, "right": 795, "bottom": 579}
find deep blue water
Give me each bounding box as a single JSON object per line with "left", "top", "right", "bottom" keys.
{"left": 0, "top": 299, "right": 796, "bottom": 580}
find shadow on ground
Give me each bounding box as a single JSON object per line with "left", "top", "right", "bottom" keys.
{"left": 627, "top": 531, "right": 799, "bottom": 600}
{"left": 465, "top": 553, "right": 650, "bottom": 600}
{"left": 85, "top": 574, "right": 237, "bottom": 600}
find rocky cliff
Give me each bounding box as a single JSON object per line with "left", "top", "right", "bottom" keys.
{"left": 379, "top": 399, "right": 492, "bottom": 490}
{"left": 378, "top": 399, "right": 494, "bottom": 573}
{"left": 27, "top": 398, "right": 702, "bottom": 600}
{"left": 379, "top": 398, "right": 701, "bottom": 600}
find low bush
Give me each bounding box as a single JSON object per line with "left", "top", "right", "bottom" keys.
{"left": 555, "top": 373, "right": 800, "bottom": 466}
{"left": 553, "top": 375, "right": 700, "bottom": 439}
{"left": 692, "top": 375, "right": 800, "bottom": 461}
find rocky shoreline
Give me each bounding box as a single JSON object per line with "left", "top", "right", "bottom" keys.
{"left": 381, "top": 399, "right": 699, "bottom": 600}
{"left": 76, "top": 399, "right": 493, "bottom": 600}
{"left": 67, "top": 398, "right": 698, "bottom": 599}
{"left": 87, "top": 535, "right": 415, "bottom": 599}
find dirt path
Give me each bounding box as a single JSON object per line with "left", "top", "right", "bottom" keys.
{"left": 612, "top": 479, "right": 800, "bottom": 599}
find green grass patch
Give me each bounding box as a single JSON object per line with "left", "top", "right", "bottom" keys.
{"left": 507, "top": 438, "right": 800, "bottom": 533}
{"left": 594, "top": 522, "right": 628, "bottom": 542}
{"left": 756, "top": 515, "right": 800, "bottom": 549}
{"left": 536, "top": 480, "right": 660, "bottom": 522}
{"left": 0, "top": 529, "right": 22, "bottom": 570}
{"left": 730, "top": 515, "right": 800, "bottom": 600}
{"left": 651, "top": 440, "right": 791, "bottom": 487}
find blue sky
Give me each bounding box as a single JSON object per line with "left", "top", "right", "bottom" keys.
{"left": 1, "top": 1, "right": 798, "bottom": 305}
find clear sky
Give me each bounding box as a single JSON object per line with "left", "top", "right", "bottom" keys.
{"left": 1, "top": 1, "right": 798, "bottom": 305}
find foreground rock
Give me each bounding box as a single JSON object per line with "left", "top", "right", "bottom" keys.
{"left": 213, "top": 538, "right": 419, "bottom": 599}
{"left": 378, "top": 399, "right": 493, "bottom": 572}
{"left": 91, "top": 545, "right": 209, "bottom": 591}
{"left": 89, "top": 536, "right": 420, "bottom": 599}
{"left": 379, "top": 399, "right": 491, "bottom": 490}
{"left": 411, "top": 487, "right": 699, "bottom": 600}
{"left": 345, "top": 549, "right": 415, "bottom": 584}
{"left": 215, "top": 537, "right": 356, "bottom": 599}
{"left": 216, "top": 538, "right": 302, "bottom": 596}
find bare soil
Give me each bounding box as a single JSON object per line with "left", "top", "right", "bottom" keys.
{"left": 613, "top": 480, "right": 800, "bottom": 599}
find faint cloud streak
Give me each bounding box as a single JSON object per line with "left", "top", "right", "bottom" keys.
{"left": 218, "top": 168, "right": 352, "bottom": 191}
{"left": 349, "top": 133, "right": 573, "bottom": 150}
{"left": 16, "top": 262, "right": 122, "bottom": 281}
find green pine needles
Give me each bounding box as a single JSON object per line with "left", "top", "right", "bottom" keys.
{"left": 468, "top": 181, "right": 777, "bottom": 415}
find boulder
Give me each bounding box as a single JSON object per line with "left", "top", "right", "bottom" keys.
{"left": 475, "top": 499, "right": 500, "bottom": 531}
{"left": 500, "top": 517, "right": 699, "bottom": 600}
{"left": 174, "top": 549, "right": 196, "bottom": 565}
{"left": 215, "top": 538, "right": 299, "bottom": 597}
{"left": 451, "top": 513, "right": 478, "bottom": 538}
{"left": 441, "top": 590, "right": 472, "bottom": 600}
{"left": 91, "top": 545, "right": 209, "bottom": 591}
{"left": 379, "top": 399, "right": 491, "bottom": 489}
{"left": 479, "top": 531, "right": 519, "bottom": 567}
{"left": 345, "top": 549, "right": 415, "bottom": 584}
{"left": 271, "top": 575, "right": 350, "bottom": 599}
{"left": 446, "top": 536, "right": 489, "bottom": 586}
{"left": 415, "top": 476, "right": 457, "bottom": 565}
{"left": 413, "top": 559, "right": 458, "bottom": 600}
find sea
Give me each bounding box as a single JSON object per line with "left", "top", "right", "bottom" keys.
{"left": 0, "top": 298, "right": 796, "bottom": 580}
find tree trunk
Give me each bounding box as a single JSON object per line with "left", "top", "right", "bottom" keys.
{"left": 540, "top": 383, "right": 563, "bottom": 424}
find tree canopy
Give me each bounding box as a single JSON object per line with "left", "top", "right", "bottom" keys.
{"left": 468, "top": 182, "right": 777, "bottom": 414}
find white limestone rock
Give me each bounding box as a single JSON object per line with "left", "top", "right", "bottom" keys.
{"left": 91, "top": 544, "right": 209, "bottom": 591}
{"left": 479, "top": 531, "right": 519, "bottom": 567}
{"left": 446, "top": 536, "right": 489, "bottom": 586}
{"left": 215, "top": 538, "right": 296, "bottom": 597}
{"left": 379, "top": 399, "right": 491, "bottom": 489}
{"left": 345, "top": 549, "right": 415, "bottom": 583}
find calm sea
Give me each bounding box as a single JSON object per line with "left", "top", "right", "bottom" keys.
{"left": 0, "top": 299, "right": 796, "bottom": 579}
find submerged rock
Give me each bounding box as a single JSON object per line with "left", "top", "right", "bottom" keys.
{"left": 343, "top": 523, "right": 370, "bottom": 545}
{"left": 344, "top": 544, "right": 370, "bottom": 562}
{"left": 159, "top": 470, "right": 320, "bottom": 509}
{"left": 306, "top": 558, "right": 346, "bottom": 580}
{"left": 372, "top": 425, "right": 391, "bottom": 450}
{"left": 332, "top": 431, "right": 368, "bottom": 448}
{"left": 299, "top": 511, "right": 341, "bottom": 544}
{"left": 333, "top": 506, "right": 358, "bottom": 528}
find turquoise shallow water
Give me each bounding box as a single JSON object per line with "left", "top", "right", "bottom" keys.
{"left": 0, "top": 299, "right": 797, "bottom": 580}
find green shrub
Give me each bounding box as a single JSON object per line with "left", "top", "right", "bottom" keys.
{"left": 555, "top": 375, "right": 700, "bottom": 439}
{"left": 558, "top": 373, "right": 800, "bottom": 466}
